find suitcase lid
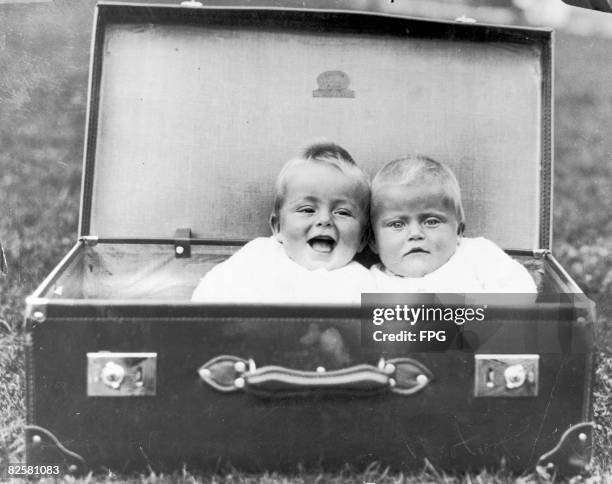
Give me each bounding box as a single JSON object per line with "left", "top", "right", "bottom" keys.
{"left": 81, "top": 3, "right": 552, "bottom": 251}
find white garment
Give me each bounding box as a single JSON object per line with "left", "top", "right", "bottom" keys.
{"left": 370, "top": 237, "right": 537, "bottom": 294}
{"left": 191, "top": 237, "right": 375, "bottom": 304}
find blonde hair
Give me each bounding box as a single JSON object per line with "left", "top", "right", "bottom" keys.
{"left": 272, "top": 141, "right": 370, "bottom": 216}
{"left": 371, "top": 155, "right": 465, "bottom": 232}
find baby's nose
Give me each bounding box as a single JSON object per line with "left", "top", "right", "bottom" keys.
{"left": 316, "top": 211, "right": 333, "bottom": 226}
{"left": 407, "top": 221, "right": 424, "bottom": 239}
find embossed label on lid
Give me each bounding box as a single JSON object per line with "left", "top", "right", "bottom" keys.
{"left": 313, "top": 70, "right": 354, "bottom": 98}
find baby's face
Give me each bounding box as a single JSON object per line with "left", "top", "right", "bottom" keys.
{"left": 271, "top": 163, "right": 367, "bottom": 270}
{"left": 371, "top": 183, "right": 460, "bottom": 277}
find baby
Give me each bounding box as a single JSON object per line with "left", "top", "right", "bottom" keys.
{"left": 191, "top": 142, "right": 374, "bottom": 303}
{"left": 369, "top": 156, "right": 537, "bottom": 293}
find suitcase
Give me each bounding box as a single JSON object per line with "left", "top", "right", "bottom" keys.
{"left": 25, "top": 2, "right": 595, "bottom": 477}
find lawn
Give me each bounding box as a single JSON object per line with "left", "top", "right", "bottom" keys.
{"left": 0, "top": 1, "right": 611, "bottom": 481}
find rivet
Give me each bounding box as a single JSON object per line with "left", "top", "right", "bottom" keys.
{"left": 316, "top": 366, "right": 326, "bottom": 373}
{"left": 234, "top": 361, "right": 246, "bottom": 373}
{"left": 504, "top": 364, "right": 526, "bottom": 389}
{"left": 68, "top": 465, "right": 77, "bottom": 473}
{"left": 579, "top": 432, "right": 587, "bottom": 442}
{"left": 234, "top": 377, "right": 245, "bottom": 389}
{"left": 175, "top": 246, "right": 184, "bottom": 255}
{"left": 547, "top": 462, "right": 554, "bottom": 470}
{"left": 32, "top": 434, "right": 42, "bottom": 444}
{"left": 384, "top": 363, "right": 396, "bottom": 374}
{"left": 389, "top": 378, "right": 396, "bottom": 387}
{"left": 33, "top": 311, "right": 45, "bottom": 322}
{"left": 199, "top": 368, "right": 211, "bottom": 378}
{"left": 416, "top": 374, "right": 428, "bottom": 385}
{"left": 101, "top": 362, "right": 125, "bottom": 390}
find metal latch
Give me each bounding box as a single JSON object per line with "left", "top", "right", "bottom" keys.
{"left": 474, "top": 354, "right": 539, "bottom": 397}
{"left": 87, "top": 352, "right": 157, "bottom": 397}
{"left": 174, "top": 227, "right": 191, "bottom": 258}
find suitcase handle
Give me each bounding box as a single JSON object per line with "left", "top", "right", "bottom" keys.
{"left": 197, "top": 355, "right": 433, "bottom": 397}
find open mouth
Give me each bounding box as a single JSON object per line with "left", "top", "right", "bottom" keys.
{"left": 308, "top": 236, "right": 336, "bottom": 254}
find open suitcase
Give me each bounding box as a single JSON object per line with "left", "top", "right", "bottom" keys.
{"left": 25, "top": 2, "right": 595, "bottom": 477}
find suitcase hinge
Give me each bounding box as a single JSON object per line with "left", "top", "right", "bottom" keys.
{"left": 174, "top": 227, "right": 192, "bottom": 258}
{"left": 533, "top": 249, "right": 551, "bottom": 259}
{"left": 80, "top": 235, "right": 99, "bottom": 246}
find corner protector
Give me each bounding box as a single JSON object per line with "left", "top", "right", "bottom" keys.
{"left": 536, "top": 421, "right": 594, "bottom": 477}
{"left": 25, "top": 424, "right": 89, "bottom": 476}
{"left": 24, "top": 297, "right": 50, "bottom": 329}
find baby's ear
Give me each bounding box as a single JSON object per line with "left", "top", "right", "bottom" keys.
{"left": 269, "top": 213, "right": 281, "bottom": 238}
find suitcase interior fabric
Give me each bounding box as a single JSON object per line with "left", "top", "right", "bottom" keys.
{"left": 40, "top": 243, "right": 560, "bottom": 301}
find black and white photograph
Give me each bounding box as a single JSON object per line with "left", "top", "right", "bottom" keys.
{"left": 1, "top": 0, "right": 611, "bottom": 481}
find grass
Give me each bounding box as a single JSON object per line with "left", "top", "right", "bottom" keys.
{"left": 1, "top": 1, "right": 611, "bottom": 482}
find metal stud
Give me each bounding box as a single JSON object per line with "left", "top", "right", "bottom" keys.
{"left": 416, "top": 374, "right": 428, "bottom": 385}
{"left": 32, "top": 434, "right": 42, "bottom": 445}
{"left": 175, "top": 246, "right": 184, "bottom": 255}
{"left": 384, "top": 363, "right": 396, "bottom": 374}
{"left": 504, "top": 364, "right": 526, "bottom": 389}
{"left": 579, "top": 432, "right": 587, "bottom": 442}
{"left": 234, "top": 361, "right": 246, "bottom": 373}
{"left": 32, "top": 311, "right": 45, "bottom": 322}
{"left": 101, "top": 361, "right": 125, "bottom": 390}
{"left": 68, "top": 465, "right": 77, "bottom": 473}
{"left": 234, "top": 377, "right": 245, "bottom": 389}
{"left": 316, "top": 366, "right": 326, "bottom": 373}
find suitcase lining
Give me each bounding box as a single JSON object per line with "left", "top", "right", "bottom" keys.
{"left": 40, "top": 243, "right": 560, "bottom": 300}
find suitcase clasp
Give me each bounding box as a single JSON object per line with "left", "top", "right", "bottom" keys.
{"left": 87, "top": 352, "right": 157, "bottom": 397}
{"left": 474, "top": 354, "right": 539, "bottom": 397}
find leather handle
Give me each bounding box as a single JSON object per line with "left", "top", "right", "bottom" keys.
{"left": 198, "top": 355, "right": 433, "bottom": 397}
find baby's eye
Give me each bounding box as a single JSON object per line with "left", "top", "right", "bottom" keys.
{"left": 334, "top": 208, "right": 353, "bottom": 217}
{"left": 423, "top": 218, "right": 442, "bottom": 227}
{"left": 297, "top": 206, "right": 315, "bottom": 214}
{"left": 387, "top": 220, "right": 405, "bottom": 229}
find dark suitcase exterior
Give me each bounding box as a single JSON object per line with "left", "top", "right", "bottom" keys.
{"left": 25, "top": 3, "right": 595, "bottom": 477}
